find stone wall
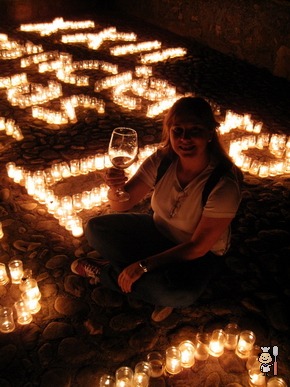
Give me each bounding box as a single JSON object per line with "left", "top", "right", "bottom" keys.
{"left": 112, "top": 0, "right": 290, "bottom": 80}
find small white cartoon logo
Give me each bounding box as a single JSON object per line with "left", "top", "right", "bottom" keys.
{"left": 258, "top": 346, "right": 273, "bottom": 376}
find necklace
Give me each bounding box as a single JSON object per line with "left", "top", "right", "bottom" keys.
{"left": 169, "top": 187, "right": 189, "bottom": 218}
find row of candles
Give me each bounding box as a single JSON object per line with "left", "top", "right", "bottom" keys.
{"left": 4, "top": 145, "right": 158, "bottom": 238}
{"left": 97, "top": 324, "right": 287, "bottom": 386}
{"left": 0, "top": 117, "right": 23, "bottom": 141}
{"left": 219, "top": 110, "right": 290, "bottom": 177}
{"left": 0, "top": 260, "right": 41, "bottom": 332}
{"left": 19, "top": 17, "right": 95, "bottom": 36}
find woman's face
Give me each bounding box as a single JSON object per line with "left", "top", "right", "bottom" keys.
{"left": 169, "top": 118, "right": 212, "bottom": 159}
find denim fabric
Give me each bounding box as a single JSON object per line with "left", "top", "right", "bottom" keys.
{"left": 85, "top": 213, "right": 220, "bottom": 308}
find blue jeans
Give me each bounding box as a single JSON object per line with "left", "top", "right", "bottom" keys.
{"left": 85, "top": 213, "right": 220, "bottom": 308}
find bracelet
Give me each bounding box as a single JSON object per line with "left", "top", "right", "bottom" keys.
{"left": 138, "top": 260, "right": 148, "bottom": 273}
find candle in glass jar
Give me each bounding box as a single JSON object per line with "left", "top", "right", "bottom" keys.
{"left": 14, "top": 300, "right": 33, "bottom": 325}
{"left": 248, "top": 368, "right": 266, "bottom": 386}
{"left": 133, "top": 361, "right": 151, "bottom": 387}
{"left": 0, "top": 306, "right": 15, "bottom": 333}
{"left": 267, "top": 377, "right": 288, "bottom": 387}
{"left": 8, "top": 259, "right": 24, "bottom": 284}
{"left": 115, "top": 366, "right": 133, "bottom": 387}
{"left": 178, "top": 340, "right": 195, "bottom": 368}
{"left": 0, "top": 263, "right": 9, "bottom": 285}
{"left": 146, "top": 351, "right": 164, "bottom": 378}
{"left": 224, "top": 323, "right": 240, "bottom": 350}
{"left": 165, "top": 346, "right": 182, "bottom": 374}
{"left": 22, "top": 289, "right": 41, "bottom": 314}
{"left": 209, "top": 329, "right": 226, "bottom": 357}
{"left": 99, "top": 374, "right": 116, "bottom": 387}
{"left": 194, "top": 332, "right": 210, "bottom": 361}
{"left": 235, "top": 330, "right": 256, "bottom": 358}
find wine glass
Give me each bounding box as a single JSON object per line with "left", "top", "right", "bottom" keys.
{"left": 107, "top": 127, "right": 138, "bottom": 202}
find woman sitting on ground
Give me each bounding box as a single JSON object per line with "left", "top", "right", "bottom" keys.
{"left": 71, "top": 96, "right": 243, "bottom": 322}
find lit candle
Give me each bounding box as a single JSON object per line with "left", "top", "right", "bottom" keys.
{"left": 0, "top": 306, "right": 15, "bottom": 333}
{"left": 178, "top": 340, "right": 195, "bottom": 368}
{"left": 115, "top": 366, "right": 133, "bottom": 387}
{"left": 8, "top": 259, "right": 24, "bottom": 284}
{"left": 146, "top": 351, "right": 164, "bottom": 378}
{"left": 165, "top": 346, "right": 182, "bottom": 374}
{"left": 21, "top": 278, "right": 41, "bottom": 300}
{"left": 248, "top": 368, "right": 266, "bottom": 386}
{"left": 0, "top": 222, "right": 3, "bottom": 239}
{"left": 235, "top": 330, "right": 256, "bottom": 358}
{"left": 99, "top": 374, "right": 116, "bottom": 387}
{"left": 22, "top": 290, "right": 41, "bottom": 314}
{"left": 14, "top": 300, "right": 33, "bottom": 325}
{"left": 267, "top": 377, "right": 288, "bottom": 387}
{"left": 0, "top": 263, "right": 9, "bottom": 285}
{"left": 224, "top": 323, "right": 240, "bottom": 350}
{"left": 133, "top": 361, "right": 151, "bottom": 387}
{"left": 194, "top": 332, "right": 210, "bottom": 361}
{"left": 209, "top": 329, "right": 226, "bottom": 357}
{"left": 71, "top": 217, "right": 84, "bottom": 238}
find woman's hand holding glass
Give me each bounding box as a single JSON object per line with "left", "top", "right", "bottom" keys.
{"left": 107, "top": 127, "right": 138, "bottom": 202}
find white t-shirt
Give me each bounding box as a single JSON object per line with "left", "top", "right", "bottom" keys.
{"left": 134, "top": 151, "right": 242, "bottom": 255}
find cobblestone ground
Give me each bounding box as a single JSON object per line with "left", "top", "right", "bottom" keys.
{"left": 0, "top": 11, "right": 290, "bottom": 387}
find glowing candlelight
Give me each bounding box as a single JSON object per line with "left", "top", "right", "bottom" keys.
{"left": 0, "top": 306, "right": 15, "bottom": 333}
{"left": 248, "top": 368, "right": 266, "bottom": 386}
{"left": 14, "top": 300, "right": 33, "bottom": 325}
{"left": 209, "top": 329, "right": 226, "bottom": 357}
{"left": 165, "top": 346, "right": 182, "bottom": 374}
{"left": 194, "top": 332, "right": 210, "bottom": 361}
{"left": 267, "top": 377, "right": 288, "bottom": 387}
{"left": 146, "top": 351, "right": 164, "bottom": 378}
{"left": 224, "top": 323, "right": 240, "bottom": 350}
{"left": 133, "top": 361, "right": 151, "bottom": 387}
{"left": 178, "top": 340, "right": 195, "bottom": 368}
{"left": 99, "top": 374, "right": 116, "bottom": 387}
{"left": 235, "top": 330, "right": 256, "bottom": 359}
{"left": 0, "top": 263, "right": 9, "bottom": 285}
{"left": 8, "top": 259, "right": 24, "bottom": 284}
{"left": 115, "top": 366, "right": 133, "bottom": 387}
{"left": 0, "top": 222, "right": 4, "bottom": 239}
{"left": 22, "top": 290, "right": 41, "bottom": 314}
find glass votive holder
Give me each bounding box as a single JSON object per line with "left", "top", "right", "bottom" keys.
{"left": 235, "top": 330, "right": 256, "bottom": 359}
{"left": 194, "top": 332, "right": 210, "bottom": 361}
{"left": 208, "top": 329, "right": 226, "bottom": 357}
{"left": 133, "top": 361, "right": 151, "bottom": 387}
{"left": 178, "top": 340, "right": 196, "bottom": 368}
{"left": 22, "top": 290, "right": 41, "bottom": 314}
{"left": 71, "top": 217, "right": 84, "bottom": 238}
{"left": 248, "top": 368, "right": 266, "bottom": 387}
{"left": 146, "top": 351, "right": 164, "bottom": 378}
{"left": 21, "top": 278, "right": 41, "bottom": 300}
{"left": 8, "top": 259, "right": 24, "bottom": 284}
{"left": 0, "top": 263, "right": 10, "bottom": 285}
{"left": 246, "top": 345, "right": 262, "bottom": 371}
{"left": 72, "top": 193, "right": 83, "bottom": 212}
{"left": 224, "top": 323, "right": 240, "bottom": 350}
{"left": 69, "top": 159, "right": 80, "bottom": 176}
{"left": 14, "top": 300, "right": 33, "bottom": 325}
{"left": 0, "top": 222, "right": 4, "bottom": 239}
{"left": 267, "top": 377, "right": 288, "bottom": 387}
{"left": 0, "top": 306, "right": 15, "bottom": 333}
{"left": 99, "top": 373, "right": 116, "bottom": 387}
{"left": 165, "top": 346, "right": 182, "bottom": 374}
{"left": 19, "top": 268, "right": 33, "bottom": 292}
{"left": 115, "top": 366, "right": 133, "bottom": 387}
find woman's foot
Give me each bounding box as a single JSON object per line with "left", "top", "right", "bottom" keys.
{"left": 151, "top": 306, "right": 174, "bottom": 322}
{"left": 71, "top": 257, "right": 107, "bottom": 285}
